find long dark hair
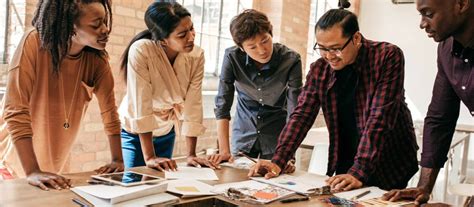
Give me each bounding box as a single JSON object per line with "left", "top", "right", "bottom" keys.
{"left": 32, "top": 0, "right": 112, "bottom": 75}
{"left": 120, "top": 0, "right": 191, "bottom": 82}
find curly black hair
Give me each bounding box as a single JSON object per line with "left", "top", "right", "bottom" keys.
{"left": 32, "top": 0, "right": 112, "bottom": 74}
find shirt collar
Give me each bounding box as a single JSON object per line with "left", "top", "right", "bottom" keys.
{"left": 451, "top": 38, "right": 474, "bottom": 61}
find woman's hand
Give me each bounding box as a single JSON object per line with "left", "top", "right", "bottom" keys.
{"left": 94, "top": 160, "right": 124, "bottom": 174}
{"left": 145, "top": 157, "right": 177, "bottom": 171}
{"left": 26, "top": 171, "right": 72, "bottom": 191}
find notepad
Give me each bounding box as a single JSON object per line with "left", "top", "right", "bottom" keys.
{"left": 166, "top": 180, "right": 217, "bottom": 198}
{"left": 165, "top": 166, "right": 219, "bottom": 180}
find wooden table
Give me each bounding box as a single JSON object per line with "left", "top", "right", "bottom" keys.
{"left": 1, "top": 166, "right": 333, "bottom": 207}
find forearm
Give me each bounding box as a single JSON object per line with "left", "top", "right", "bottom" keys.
{"left": 216, "top": 119, "right": 231, "bottom": 154}
{"left": 107, "top": 134, "right": 123, "bottom": 162}
{"left": 13, "top": 138, "right": 41, "bottom": 175}
{"left": 186, "top": 136, "right": 198, "bottom": 157}
{"left": 138, "top": 132, "right": 155, "bottom": 161}
{"left": 417, "top": 167, "right": 440, "bottom": 193}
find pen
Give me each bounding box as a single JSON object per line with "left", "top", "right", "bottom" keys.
{"left": 280, "top": 196, "right": 310, "bottom": 203}
{"left": 237, "top": 151, "right": 257, "bottom": 163}
{"left": 350, "top": 190, "right": 371, "bottom": 200}
{"left": 86, "top": 179, "right": 115, "bottom": 186}
{"left": 72, "top": 198, "right": 90, "bottom": 207}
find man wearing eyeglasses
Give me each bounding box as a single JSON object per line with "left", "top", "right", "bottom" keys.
{"left": 249, "top": 8, "right": 419, "bottom": 191}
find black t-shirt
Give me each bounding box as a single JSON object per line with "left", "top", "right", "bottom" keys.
{"left": 334, "top": 66, "right": 360, "bottom": 174}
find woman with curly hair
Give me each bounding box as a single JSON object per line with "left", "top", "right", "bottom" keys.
{"left": 0, "top": 0, "right": 123, "bottom": 190}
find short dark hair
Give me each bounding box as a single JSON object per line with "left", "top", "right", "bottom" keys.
{"left": 230, "top": 9, "right": 273, "bottom": 47}
{"left": 315, "top": 9, "right": 359, "bottom": 38}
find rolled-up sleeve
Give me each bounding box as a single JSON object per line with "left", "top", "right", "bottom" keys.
{"left": 214, "top": 51, "right": 236, "bottom": 120}
{"left": 93, "top": 60, "right": 121, "bottom": 136}
{"left": 181, "top": 51, "right": 206, "bottom": 137}
{"left": 125, "top": 41, "right": 158, "bottom": 133}
{"left": 3, "top": 32, "right": 37, "bottom": 143}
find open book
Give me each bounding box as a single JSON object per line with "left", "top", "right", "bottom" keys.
{"left": 71, "top": 182, "right": 177, "bottom": 206}
{"left": 212, "top": 180, "right": 295, "bottom": 204}
{"left": 251, "top": 171, "right": 328, "bottom": 194}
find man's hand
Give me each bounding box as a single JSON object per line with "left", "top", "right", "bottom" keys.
{"left": 94, "top": 160, "right": 124, "bottom": 174}
{"left": 248, "top": 160, "right": 281, "bottom": 179}
{"left": 187, "top": 156, "right": 220, "bottom": 169}
{"left": 27, "top": 171, "right": 72, "bottom": 191}
{"left": 145, "top": 157, "right": 177, "bottom": 171}
{"left": 326, "top": 174, "right": 362, "bottom": 191}
{"left": 382, "top": 187, "right": 430, "bottom": 205}
{"left": 282, "top": 159, "right": 296, "bottom": 174}
{"left": 206, "top": 153, "right": 233, "bottom": 165}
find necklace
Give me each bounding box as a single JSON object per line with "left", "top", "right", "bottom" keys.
{"left": 59, "top": 61, "right": 83, "bottom": 129}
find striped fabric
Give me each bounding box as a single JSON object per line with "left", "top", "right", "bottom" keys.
{"left": 272, "top": 37, "right": 419, "bottom": 190}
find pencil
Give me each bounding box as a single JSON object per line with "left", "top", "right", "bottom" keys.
{"left": 350, "top": 190, "right": 371, "bottom": 200}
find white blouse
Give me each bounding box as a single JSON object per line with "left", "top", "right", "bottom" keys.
{"left": 119, "top": 39, "right": 206, "bottom": 137}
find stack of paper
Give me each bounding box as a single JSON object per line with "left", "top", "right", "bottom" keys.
{"left": 165, "top": 180, "right": 217, "bottom": 198}
{"left": 251, "top": 171, "right": 328, "bottom": 194}
{"left": 165, "top": 166, "right": 219, "bottom": 180}
{"left": 71, "top": 183, "right": 178, "bottom": 206}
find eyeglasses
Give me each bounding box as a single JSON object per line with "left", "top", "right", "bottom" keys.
{"left": 313, "top": 35, "right": 353, "bottom": 56}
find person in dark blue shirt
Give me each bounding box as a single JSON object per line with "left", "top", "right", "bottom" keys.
{"left": 208, "top": 9, "right": 303, "bottom": 170}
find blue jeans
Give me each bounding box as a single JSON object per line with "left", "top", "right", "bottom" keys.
{"left": 121, "top": 128, "right": 175, "bottom": 169}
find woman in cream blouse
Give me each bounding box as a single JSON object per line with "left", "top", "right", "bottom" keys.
{"left": 119, "top": 1, "right": 217, "bottom": 170}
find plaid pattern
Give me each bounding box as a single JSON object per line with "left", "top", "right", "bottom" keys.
{"left": 272, "top": 38, "right": 419, "bottom": 190}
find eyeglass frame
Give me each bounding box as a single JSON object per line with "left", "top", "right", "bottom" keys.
{"left": 313, "top": 34, "right": 354, "bottom": 56}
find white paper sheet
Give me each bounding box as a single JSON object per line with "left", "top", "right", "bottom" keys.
{"left": 220, "top": 156, "right": 255, "bottom": 170}
{"left": 334, "top": 186, "right": 386, "bottom": 201}
{"left": 165, "top": 166, "right": 219, "bottom": 180}
{"left": 165, "top": 180, "right": 216, "bottom": 198}
{"left": 251, "top": 171, "right": 328, "bottom": 194}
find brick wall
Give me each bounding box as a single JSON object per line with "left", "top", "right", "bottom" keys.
{"left": 253, "top": 0, "right": 312, "bottom": 71}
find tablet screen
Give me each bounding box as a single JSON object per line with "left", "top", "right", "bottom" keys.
{"left": 99, "top": 171, "right": 160, "bottom": 184}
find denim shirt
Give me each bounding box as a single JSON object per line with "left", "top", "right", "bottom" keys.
{"left": 214, "top": 43, "right": 302, "bottom": 156}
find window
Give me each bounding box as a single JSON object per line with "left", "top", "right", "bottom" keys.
{"left": 305, "top": 0, "right": 339, "bottom": 71}
{"left": 179, "top": 0, "right": 252, "bottom": 76}
{"left": 0, "top": 0, "right": 9, "bottom": 64}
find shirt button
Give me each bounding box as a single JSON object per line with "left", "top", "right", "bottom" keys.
{"left": 462, "top": 86, "right": 466, "bottom": 90}
{"left": 464, "top": 59, "right": 469, "bottom": 63}
{"left": 257, "top": 88, "right": 261, "bottom": 91}
{"left": 257, "top": 116, "right": 261, "bottom": 119}
{"left": 257, "top": 73, "right": 261, "bottom": 76}
{"left": 259, "top": 99, "right": 263, "bottom": 102}
{"left": 257, "top": 131, "right": 261, "bottom": 134}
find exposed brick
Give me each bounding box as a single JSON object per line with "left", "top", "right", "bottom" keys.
{"left": 115, "top": 6, "right": 136, "bottom": 18}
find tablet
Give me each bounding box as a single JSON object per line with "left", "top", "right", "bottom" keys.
{"left": 91, "top": 171, "right": 165, "bottom": 187}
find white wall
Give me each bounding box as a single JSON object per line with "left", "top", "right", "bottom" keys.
{"left": 358, "top": 0, "right": 473, "bottom": 124}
